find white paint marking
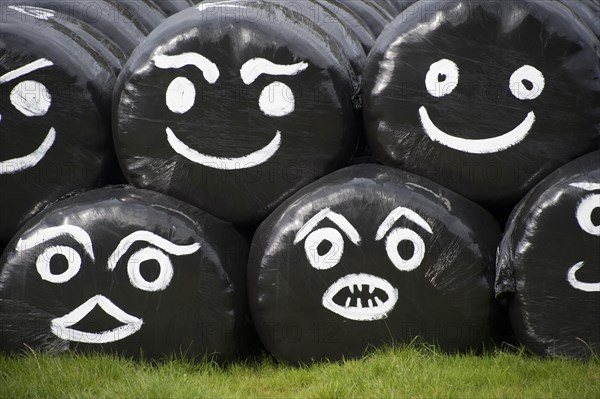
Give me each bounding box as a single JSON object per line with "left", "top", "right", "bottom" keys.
{"left": 0, "top": 127, "right": 56, "bottom": 175}
{"left": 259, "top": 81, "right": 295, "bottom": 117}
{"left": 0, "top": 58, "right": 54, "bottom": 84}
{"left": 576, "top": 194, "right": 600, "bottom": 236}
{"left": 419, "top": 106, "right": 535, "bottom": 154}
{"left": 376, "top": 206, "right": 433, "bottom": 241}
{"left": 127, "top": 247, "right": 174, "bottom": 292}
{"left": 51, "top": 295, "right": 143, "bottom": 343}
{"left": 294, "top": 208, "right": 361, "bottom": 245}
{"left": 165, "top": 77, "right": 195, "bottom": 114}
{"left": 425, "top": 59, "right": 459, "bottom": 98}
{"left": 16, "top": 224, "right": 94, "bottom": 261}
{"left": 322, "top": 274, "right": 398, "bottom": 321}
{"left": 385, "top": 228, "right": 426, "bottom": 272}
{"left": 304, "top": 227, "right": 344, "bottom": 270}
{"left": 567, "top": 262, "right": 600, "bottom": 293}
{"left": 240, "top": 58, "right": 308, "bottom": 85}
{"left": 7, "top": 5, "right": 55, "bottom": 20}
{"left": 10, "top": 80, "right": 52, "bottom": 117}
{"left": 154, "top": 53, "right": 219, "bottom": 84}
{"left": 36, "top": 246, "right": 81, "bottom": 283}
{"left": 571, "top": 182, "right": 600, "bottom": 191}
{"left": 107, "top": 230, "right": 200, "bottom": 271}
{"left": 166, "top": 127, "right": 281, "bottom": 170}
{"left": 509, "top": 65, "right": 545, "bottom": 101}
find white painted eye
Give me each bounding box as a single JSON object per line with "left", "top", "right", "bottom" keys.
{"left": 304, "top": 227, "right": 344, "bottom": 270}
{"left": 127, "top": 247, "right": 174, "bottom": 292}
{"left": 259, "top": 81, "right": 295, "bottom": 117}
{"left": 576, "top": 193, "right": 600, "bottom": 236}
{"left": 425, "top": 59, "right": 459, "bottom": 98}
{"left": 166, "top": 76, "right": 195, "bottom": 114}
{"left": 36, "top": 246, "right": 81, "bottom": 283}
{"left": 510, "top": 65, "right": 545, "bottom": 100}
{"left": 385, "top": 228, "right": 426, "bottom": 272}
{"left": 10, "top": 80, "right": 51, "bottom": 117}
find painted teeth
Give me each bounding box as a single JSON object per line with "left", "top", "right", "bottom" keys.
{"left": 345, "top": 297, "right": 351, "bottom": 308}
{"left": 349, "top": 285, "right": 354, "bottom": 294}
{"left": 374, "top": 297, "right": 384, "bottom": 307}
{"left": 368, "top": 299, "right": 374, "bottom": 308}
{"left": 369, "top": 285, "right": 375, "bottom": 294}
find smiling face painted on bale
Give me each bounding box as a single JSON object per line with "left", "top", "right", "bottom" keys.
{"left": 363, "top": 0, "right": 600, "bottom": 204}
{"left": 115, "top": 2, "right": 358, "bottom": 224}
{"left": 567, "top": 182, "right": 600, "bottom": 293}
{"left": 0, "top": 58, "right": 55, "bottom": 174}
{"left": 0, "top": 188, "right": 246, "bottom": 358}
{"left": 155, "top": 53, "right": 308, "bottom": 170}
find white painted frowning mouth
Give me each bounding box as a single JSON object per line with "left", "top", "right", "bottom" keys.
{"left": 51, "top": 294, "right": 143, "bottom": 343}
{"left": 166, "top": 127, "right": 281, "bottom": 170}
{"left": 0, "top": 127, "right": 55, "bottom": 175}
{"left": 322, "top": 273, "right": 399, "bottom": 321}
{"left": 418, "top": 106, "right": 535, "bottom": 154}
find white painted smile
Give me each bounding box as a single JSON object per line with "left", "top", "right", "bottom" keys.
{"left": 0, "top": 127, "right": 55, "bottom": 175}
{"left": 322, "top": 273, "right": 399, "bottom": 321}
{"left": 51, "top": 294, "right": 143, "bottom": 344}
{"left": 567, "top": 261, "right": 600, "bottom": 293}
{"left": 166, "top": 127, "right": 281, "bottom": 170}
{"left": 419, "top": 106, "right": 535, "bottom": 154}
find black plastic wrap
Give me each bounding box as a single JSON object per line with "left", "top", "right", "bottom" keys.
{"left": 362, "top": 0, "right": 600, "bottom": 209}
{"left": 249, "top": 164, "right": 501, "bottom": 364}
{"left": 337, "top": 0, "right": 393, "bottom": 37}
{"left": 254, "top": 0, "right": 367, "bottom": 75}
{"left": 0, "top": 8, "right": 116, "bottom": 247}
{"left": 0, "top": 186, "right": 252, "bottom": 361}
{"left": 115, "top": 0, "right": 167, "bottom": 31}
{"left": 155, "top": 0, "right": 195, "bottom": 16}
{"left": 496, "top": 151, "right": 600, "bottom": 359}
{"left": 114, "top": 0, "right": 360, "bottom": 225}
{"left": 314, "top": 0, "right": 376, "bottom": 53}
{"left": 7, "top": 0, "right": 148, "bottom": 55}
{"left": 557, "top": 0, "right": 600, "bottom": 39}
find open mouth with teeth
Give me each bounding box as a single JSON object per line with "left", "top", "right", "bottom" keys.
{"left": 322, "top": 273, "right": 399, "bottom": 321}
{"left": 419, "top": 106, "right": 535, "bottom": 154}
{"left": 51, "top": 295, "right": 143, "bottom": 344}
{"left": 166, "top": 127, "right": 281, "bottom": 170}
{"left": 0, "top": 127, "right": 55, "bottom": 175}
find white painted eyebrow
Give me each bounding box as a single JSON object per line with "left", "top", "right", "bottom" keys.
{"left": 240, "top": 58, "right": 308, "bottom": 85}
{"left": 570, "top": 182, "right": 600, "bottom": 191}
{"left": 0, "top": 58, "right": 54, "bottom": 85}
{"left": 107, "top": 230, "right": 201, "bottom": 271}
{"left": 376, "top": 207, "right": 433, "bottom": 241}
{"left": 294, "top": 208, "right": 361, "bottom": 245}
{"left": 16, "top": 225, "right": 95, "bottom": 261}
{"left": 153, "top": 53, "right": 219, "bottom": 84}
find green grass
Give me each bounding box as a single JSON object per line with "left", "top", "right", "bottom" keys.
{"left": 1, "top": 344, "right": 598, "bottom": 398}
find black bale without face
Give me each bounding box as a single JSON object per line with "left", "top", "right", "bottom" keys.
{"left": 363, "top": 0, "right": 600, "bottom": 207}
{"left": 0, "top": 9, "right": 115, "bottom": 247}
{"left": 496, "top": 151, "right": 600, "bottom": 359}
{"left": 249, "top": 164, "right": 501, "bottom": 364}
{"left": 115, "top": 1, "right": 359, "bottom": 224}
{"left": 0, "top": 186, "right": 250, "bottom": 361}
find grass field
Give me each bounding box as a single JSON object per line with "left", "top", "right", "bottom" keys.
{"left": 1, "top": 344, "right": 599, "bottom": 398}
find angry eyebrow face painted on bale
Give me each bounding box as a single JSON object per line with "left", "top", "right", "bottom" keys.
{"left": 248, "top": 164, "right": 501, "bottom": 364}
{"left": 362, "top": 0, "right": 600, "bottom": 209}
{"left": 0, "top": 186, "right": 251, "bottom": 361}
{"left": 114, "top": 1, "right": 360, "bottom": 225}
